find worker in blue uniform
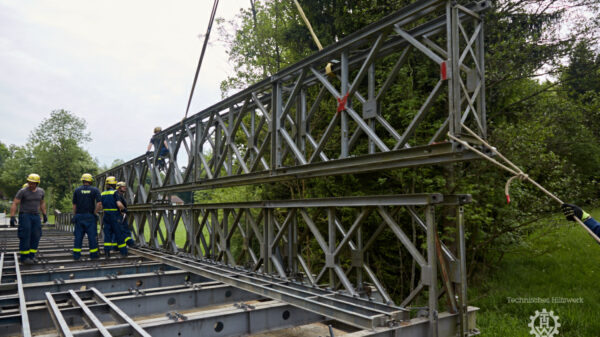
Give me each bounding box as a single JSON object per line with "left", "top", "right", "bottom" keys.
{"left": 101, "top": 176, "right": 127, "bottom": 258}
{"left": 561, "top": 203, "right": 600, "bottom": 237}
{"left": 72, "top": 173, "right": 101, "bottom": 260}
{"left": 116, "top": 181, "right": 134, "bottom": 247}
{"left": 146, "top": 126, "right": 169, "bottom": 171}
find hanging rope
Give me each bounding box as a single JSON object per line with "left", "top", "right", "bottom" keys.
{"left": 292, "top": 0, "right": 333, "bottom": 76}
{"left": 182, "top": 0, "right": 220, "bottom": 124}
{"left": 447, "top": 124, "right": 600, "bottom": 244}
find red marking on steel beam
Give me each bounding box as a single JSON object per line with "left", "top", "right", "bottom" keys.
{"left": 440, "top": 61, "right": 448, "bottom": 80}
{"left": 337, "top": 93, "right": 349, "bottom": 113}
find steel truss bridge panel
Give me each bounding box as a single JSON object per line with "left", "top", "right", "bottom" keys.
{"left": 54, "top": 194, "right": 476, "bottom": 335}
{"left": 95, "top": 0, "right": 490, "bottom": 197}
{"left": 0, "top": 228, "right": 477, "bottom": 337}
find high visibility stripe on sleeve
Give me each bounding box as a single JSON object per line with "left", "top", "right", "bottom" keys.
{"left": 103, "top": 208, "right": 118, "bottom": 211}
{"left": 101, "top": 190, "right": 116, "bottom": 196}
{"left": 124, "top": 237, "right": 131, "bottom": 242}
{"left": 104, "top": 243, "right": 112, "bottom": 246}
{"left": 29, "top": 249, "right": 37, "bottom": 253}
{"left": 73, "top": 248, "right": 82, "bottom": 252}
{"left": 20, "top": 250, "right": 30, "bottom": 255}
{"left": 89, "top": 248, "right": 99, "bottom": 253}
{"left": 118, "top": 243, "right": 126, "bottom": 248}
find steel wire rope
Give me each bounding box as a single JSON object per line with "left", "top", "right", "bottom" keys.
{"left": 447, "top": 125, "right": 600, "bottom": 244}
{"left": 182, "top": 0, "right": 220, "bottom": 124}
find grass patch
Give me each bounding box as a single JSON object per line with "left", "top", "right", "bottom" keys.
{"left": 470, "top": 209, "right": 600, "bottom": 336}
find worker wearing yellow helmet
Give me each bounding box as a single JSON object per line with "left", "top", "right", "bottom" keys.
{"left": 100, "top": 176, "right": 128, "bottom": 258}
{"left": 71, "top": 173, "right": 102, "bottom": 260}
{"left": 10, "top": 173, "right": 47, "bottom": 265}
{"left": 146, "top": 126, "right": 169, "bottom": 171}
{"left": 115, "top": 181, "right": 135, "bottom": 247}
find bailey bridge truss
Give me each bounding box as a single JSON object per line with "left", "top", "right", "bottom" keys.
{"left": 3, "top": 0, "right": 489, "bottom": 336}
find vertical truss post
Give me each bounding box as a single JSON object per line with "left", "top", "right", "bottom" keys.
{"left": 367, "top": 63, "right": 376, "bottom": 154}
{"left": 223, "top": 209, "right": 230, "bottom": 265}
{"left": 356, "top": 225, "right": 364, "bottom": 290}
{"left": 273, "top": 82, "right": 283, "bottom": 168}
{"left": 227, "top": 108, "right": 233, "bottom": 176}
{"left": 266, "top": 209, "right": 274, "bottom": 273}
{"left": 341, "top": 51, "right": 349, "bottom": 158}
{"left": 297, "top": 89, "right": 307, "bottom": 163}
{"left": 457, "top": 205, "right": 468, "bottom": 336}
{"left": 448, "top": 1, "right": 461, "bottom": 137}
{"left": 194, "top": 120, "right": 201, "bottom": 181}
{"left": 426, "top": 206, "right": 438, "bottom": 337}
{"left": 476, "top": 17, "right": 487, "bottom": 138}
{"left": 211, "top": 210, "right": 218, "bottom": 259}
{"left": 328, "top": 207, "right": 336, "bottom": 288}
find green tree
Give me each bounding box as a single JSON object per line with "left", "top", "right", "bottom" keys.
{"left": 28, "top": 109, "right": 98, "bottom": 211}
{"left": 0, "top": 144, "right": 34, "bottom": 199}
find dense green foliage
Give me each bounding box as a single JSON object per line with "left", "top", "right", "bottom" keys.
{"left": 0, "top": 110, "right": 98, "bottom": 212}
{"left": 471, "top": 208, "right": 600, "bottom": 336}
{"left": 212, "top": 0, "right": 600, "bottom": 304}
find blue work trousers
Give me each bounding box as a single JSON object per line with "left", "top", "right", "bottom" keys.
{"left": 18, "top": 213, "right": 42, "bottom": 262}
{"left": 103, "top": 212, "right": 127, "bottom": 256}
{"left": 120, "top": 215, "right": 134, "bottom": 246}
{"left": 73, "top": 214, "right": 99, "bottom": 259}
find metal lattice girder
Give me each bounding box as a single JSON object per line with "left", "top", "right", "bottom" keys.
{"left": 115, "top": 194, "right": 469, "bottom": 303}
{"left": 129, "top": 246, "right": 408, "bottom": 330}
{"left": 10, "top": 263, "right": 175, "bottom": 284}
{"left": 4, "top": 270, "right": 209, "bottom": 301}
{"left": 95, "top": 0, "right": 490, "bottom": 195}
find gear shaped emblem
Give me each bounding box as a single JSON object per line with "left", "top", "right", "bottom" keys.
{"left": 528, "top": 308, "right": 560, "bottom": 337}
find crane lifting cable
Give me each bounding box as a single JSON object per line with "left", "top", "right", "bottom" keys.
{"left": 448, "top": 125, "right": 600, "bottom": 244}
{"left": 293, "top": 0, "right": 333, "bottom": 76}
{"left": 182, "top": 0, "right": 220, "bottom": 123}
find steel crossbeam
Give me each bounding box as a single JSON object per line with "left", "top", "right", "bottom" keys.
{"left": 13, "top": 253, "right": 32, "bottom": 337}
{"left": 2, "top": 270, "right": 208, "bottom": 301}
{"left": 94, "top": 0, "right": 490, "bottom": 196}
{"left": 129, "top": 246, "right": 408, "bottom": 329}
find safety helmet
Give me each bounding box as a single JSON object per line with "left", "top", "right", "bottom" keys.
{"left": 81, "top": 173, "right": 93, "bottom": 182}
{"left": 27, "top": 173, "right": 41, "bottom": 183}
{"left": 116, "top": 181, "right": 126, "bottom": 188}
{"left": 105, "top": 176, "right": 117, "bottom": 185}
{"left": 154, "top": 126, "right": 162, "bottom": 133}
{"left": 22, "top": 183, "right": 28, "bottom": 189}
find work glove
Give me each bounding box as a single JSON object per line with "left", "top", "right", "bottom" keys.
{"left": 43, "top": 214, "right": 48, "bottom": 223}
{"left": 121, "top": 208, "right": 128, "bottom": 214}
{"left": 94, "top": 214, "right": 99, "bottom": 222}
{"left": 561, "top": 203, "right": 590, "bottom": 221}
{"left": 10, "top": 216, "right": 17, "bottom": 227}
{"left": 146, "top": 151, "right": 153, "bottom": 156}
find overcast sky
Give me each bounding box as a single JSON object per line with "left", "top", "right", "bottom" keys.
{"left": 0, "top": 0, "right": 250, "bottom": 167}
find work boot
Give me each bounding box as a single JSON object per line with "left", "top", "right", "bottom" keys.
{"left": 104, "top": 251, "right": 111, "bottom": 259}
{"left": 22, "top": 259, "right": 34, "bottom": 265}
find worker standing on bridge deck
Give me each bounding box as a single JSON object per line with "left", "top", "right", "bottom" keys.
{"left": 9, "top": 174, "right": 47, "bottom": 265}
{"left": 561, "top": 203, "right": 600, "bottom": 237}
{"left": 72, "top": 173, "right": 102, "bottom": 260}
{"left": 101, "top": 176, "right": 128, "bottom": 258}
{"left": 115, "top": 181, "right": 134, "bottom": 247}
{"left": 146, "top": 127, "right": 169, "bottom": 171}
